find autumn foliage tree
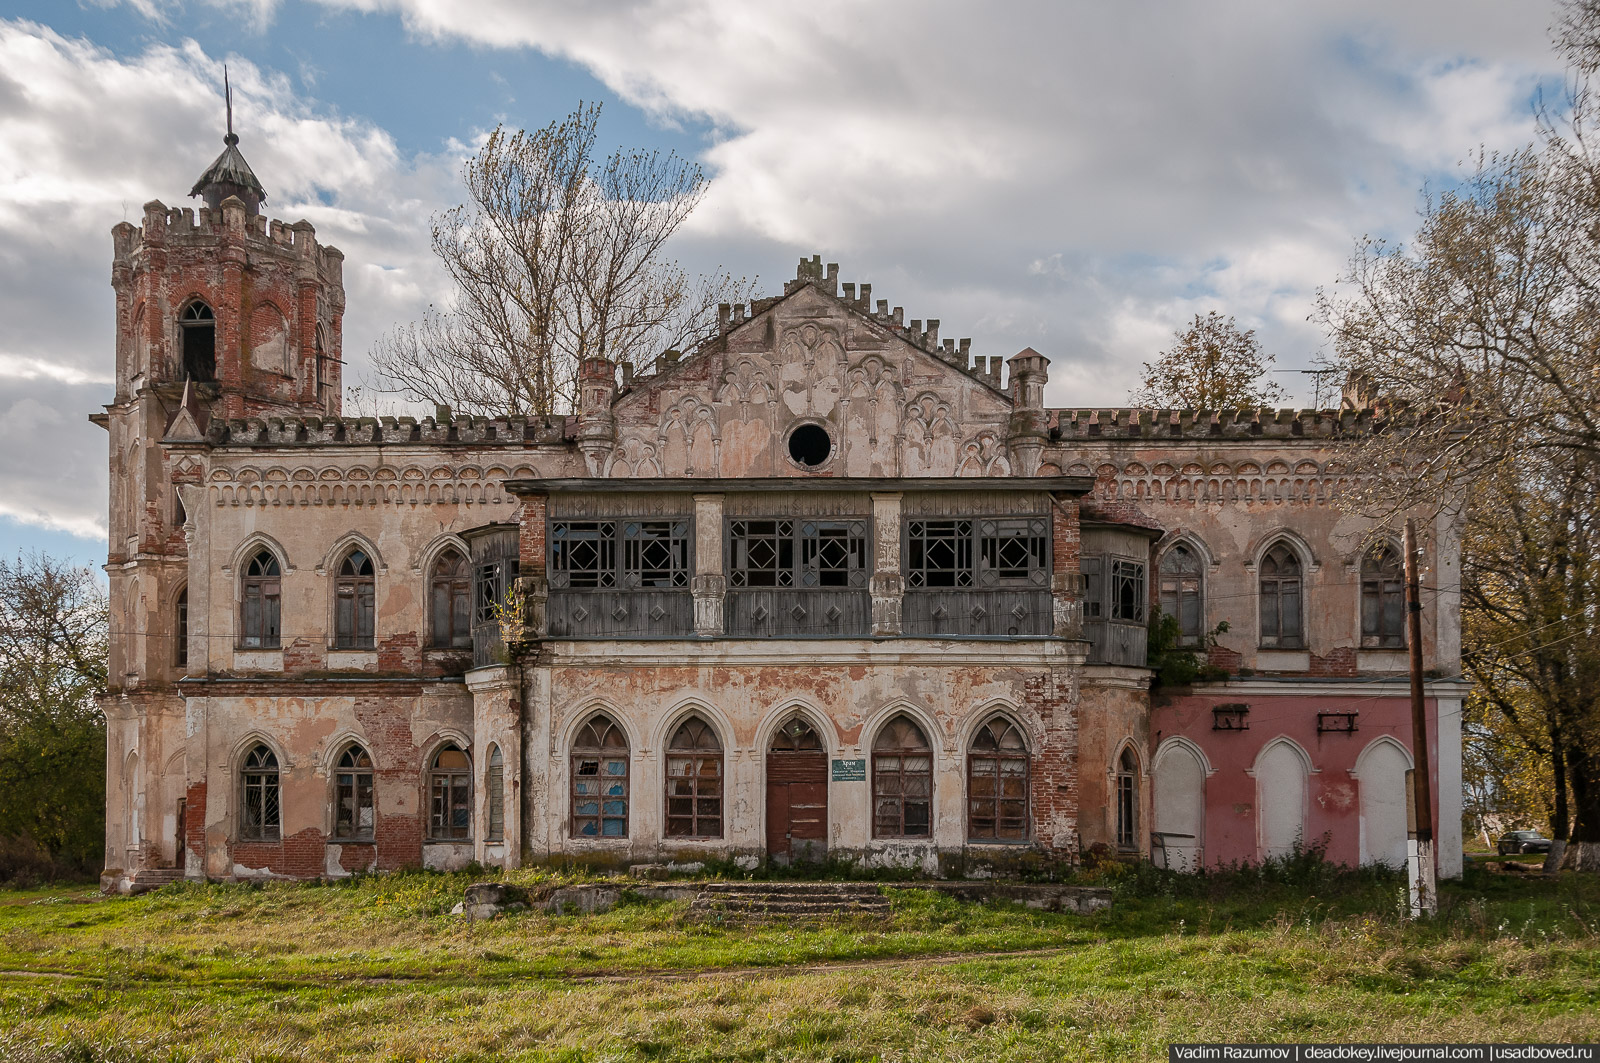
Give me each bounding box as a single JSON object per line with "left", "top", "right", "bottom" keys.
{"left": 1130, "top": 311, "right": 1287, "bottom": 410}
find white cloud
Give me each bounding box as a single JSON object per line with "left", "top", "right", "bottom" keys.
{"left": 0, "top": 19, "right": 460, "bottom": 540}
{"left": 309, "top": 0, "right": 1560, "bottom": 409}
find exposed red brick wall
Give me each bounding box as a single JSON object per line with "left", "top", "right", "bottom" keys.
{"left": 1208, "top": 643, "right": 1242, "bottom": 674}
{"left": 184, "top": 780, "right": 207, "bottom": 868}
{"left": 377, "top": 632, "right": 419, "bottom": 673}
{"left": 282, "top": 637, "right": 325, "bottom": 673}
{"left": 519, "top": 494, "right": 548, "bottom": 571}
{"left": 1023, "top": 666, "right": 1080, "bottom": 858}
{"left": 1309, "top": 647, "right": 1358, "bottom": 677}
{"left": 353, "top": 694, "right": 424, "bottom": 870}
{"left": 1051, "top": 495, "right": 1081, "bottom": 577}
{"left": 232, "top": 827, "right": 324, "bottom": 878}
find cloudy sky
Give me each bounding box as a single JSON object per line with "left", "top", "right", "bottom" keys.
{"left": 0, "top": 0, "right": 1567, "bottom": 569}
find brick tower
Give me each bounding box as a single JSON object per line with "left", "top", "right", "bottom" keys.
{"left": 95, "top": 92, "right": 346, "bottom": 887}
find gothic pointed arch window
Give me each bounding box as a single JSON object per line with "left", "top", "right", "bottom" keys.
{"left": 1258, "top": 542, "right": 1304, "bottom": 649}
{"left": 241, "top": 549, "right": 281, "bottom": 649}
{"left": 334, "top": 548, "right": 375, "bottom": 649}
{"left": 1361, "top": 542, "right": 1406, "bottom": 649}
{"left": 332, "top": 744, "right": 374, "bottom": 840}
{"left": 1159, "top": 542, "right": 1204, "bottom": 646}
{"left": 1115, "top": 747, "right": 1140, "bottom": 851}
{"left": 174, "top": 587, "right": 188, "bottom": 667}
{"left": 240, "top": 744, "right": 280, "bottom": 841}
{"left": 572, "top": 715, "right": 629, "bottom": 838}
{"left": 428, "top": 743, "right": 471, "bottom": 840}
{"left": 665, "top": 716, "right": 723, "bottom": 838}
{"left": 873, "top": 715, "right": 933, "bottom": 838}
{"left": 180, "top": 300, "right": 215, "bottom": 383}
{"left": 429, "top": 548, "right": 472, "bottom": 649}
{"left": 485, "top": 745, "right": 505, "bottom": 842}
{"left": 968, "top": 716, "right": 1029, "bottom": 841}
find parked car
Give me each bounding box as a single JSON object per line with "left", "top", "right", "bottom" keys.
{"left": 1497, "top": 830, "right": 1553, "bottom": 856}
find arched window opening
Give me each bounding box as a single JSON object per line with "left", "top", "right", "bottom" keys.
{"left": 486, "top": 745, "right": 505, "bottom": 842}
{"left": 1115, "top": 748, "right": 1139, "bottom": 851}
{"left": 770, "top": 716, "right": 824, "bottom": 752}
{"left": 180, "top": 301, "right": 215, "bottom": 383}
{"left": 665, "top": 717, "right": 723, "bottom": 838}
{"left": 1258, "top": 543, "right": 1304, "bottom": 649}
{"left": 872, "top": 715, "right": 932, "bottom": 838}
{"left": 429, "top": 549, "right": 472, "bottom": 649}
{"left": 1361, "top": 543, "right": 1406, "bottom": 649}
{"left": 241, "top": 549, "right": 281, "bottom": 649}
{"left": 334, "top": 549, "right": 375, "bottom": 649}
{"left": 428, "top": 744, "right": 471, "bottom": 841}
{"left": 333, "top": 744, "right": 374, "bottom": 840}
{"left": 174, "top": 588, "right": 188, "bottom": 668}
{"left": 968, "top": 716, "right": 1029, "bottom": 841}
{"left": 1159, "top": 543, "right": 1204, "bottom": 646}
{"left": 240, "top": 744, "right": 280, "bottom": 841}
{"left": 572, "top": 715, "right": 629, "bottom": 838}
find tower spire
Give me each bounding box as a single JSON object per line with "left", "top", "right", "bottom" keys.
{"left": 189, "top": 67, "right": 265, "bottom": 214}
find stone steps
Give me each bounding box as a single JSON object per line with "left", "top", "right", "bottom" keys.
{"left": 122, "top": 868, "right": 185, "bottom": 895}
{"left": 689, "top": 881, "right": 890, "bottom": 920}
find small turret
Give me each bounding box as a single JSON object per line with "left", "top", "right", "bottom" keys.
{"left": 189, "top": 70, "right": 266, "bottom": 216}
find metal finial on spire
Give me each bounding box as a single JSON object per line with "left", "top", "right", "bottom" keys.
{"left": 224, "top": 66, "right": 237, "bottom": 146}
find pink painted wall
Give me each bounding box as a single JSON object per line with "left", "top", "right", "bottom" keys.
{"left": 1150, "top": 691, "right": 1442, "bottom": 869}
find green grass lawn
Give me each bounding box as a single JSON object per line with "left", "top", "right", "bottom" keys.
{"left": 0, "top": 862, "right": 1596, "bottom": 1062}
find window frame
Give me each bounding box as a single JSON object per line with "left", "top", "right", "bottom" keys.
{"left": 428, "top": 549, "right": 472, "bottom": 649}
{"left": 1114, "top": 748, "right": 1139, "bottom": 851}
{"left": 872, "top": 715, "right": 934, "bottom": 839}
{"left": 549, "top": 519, "right": 692, "bottom": 591}
{"left": 239, "top": 743, "right": 281, "bottom": 842}
{"left": 571, "top": 715, "right": 630, "bottom": 840}
{"left": 967, "top": 716, "right": 1030, "bottom": 843}
{"left": 1258, "top": 542, "right": 1306, "bottom": 649}
{"left": 427, "top": 743, "right": 473, "bottom": 842}
{"left": 485, "top": 745, "right": 505, "bottom": 843}
{"left": 1109, "top": 556, "right": 1148, "bottom": 624}
{"left": 664, "top": 716, "right": 724, "bottom": 839}
{"left": 332, "top": 743, "right": 374, "bottom": 842}
{"left": 240, "top": 549, "right": 282, "bottom": 649}
{"left": 333, "top": 548, "right": 376, "bottom": 650}
{"left": 174, "top": 587, "right": 188, "bottom": 667}
{"left": 727, "top": 518, "right": 869, "bottom": 590}
{"left": 906, "top": 517, "right": 1050, "bottom": 592}
{"left": 1360, "top": 543, "right": 1406, "bottom": 649}
{"left": 1158, "top": 543, "right": 1204, "bottom": 646}
{"left": 180, "top": 299, "right": 216, "bottom": 383}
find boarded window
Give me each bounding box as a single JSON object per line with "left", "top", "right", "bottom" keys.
{"left": 1360, "top": 543, "right": 1406, "bottom": 649}
{"left": 1159, "top": 543, "right": 1204, "bottom": 645}
{"left": 665, "top": 717, "right": 723, "bottom": 838}
{"left": 486, "top": 745, "right": 505, "bottom": 842}
{"left": 873, "top": 716, "right": 932, "bottom": 838}
{"left": 968, "top": 716, "right": 1029, "bottom": 841}
{"left": 572, "top": 715, "right": 629, "bottom": 839}
{"left": 240, "top": 744, "right": 280, "bottom": 841}
{"left": 428, "top": 744, "right": 472, "bottom": 841}
{"left": 334, "top": 549, "right": 375, "bottom": 649}
{"left": 429, "top": 549, "right": 472, "bottom": 649}
{"left": 1258, "top": 543, "right": 1304, "bottom": 648}
{"left": 241, "top": 550, "right": 281, "bottom": 649}
{"left": 333, "top": 744, "right": 374, "bottom": 840}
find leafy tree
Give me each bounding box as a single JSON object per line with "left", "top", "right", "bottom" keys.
{"left": 370, "top": 103, "right": 754, "bottom": 417}
{"left": 1318, "top": 0, "right": 1600, "bottom": 870}
{"left": 0, "top": 554, "right": 108, "bottom": 881}
{"left": 1130, "top": 311, "right": 1287, "bottom": 409}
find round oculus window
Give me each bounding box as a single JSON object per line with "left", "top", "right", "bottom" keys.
{"left": 787, "top": 423, "right": 832, "bottom": 468}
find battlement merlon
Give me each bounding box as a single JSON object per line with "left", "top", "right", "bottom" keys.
{"left": 1043, "top": 406, "right": 1389, "bottom": 442}
{"left": 112, "top": 198, "right": 344, "bottom": 292}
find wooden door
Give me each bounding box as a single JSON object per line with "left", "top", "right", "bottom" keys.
{"left": 767, "top": 753, "right": 828, "bottom": 860}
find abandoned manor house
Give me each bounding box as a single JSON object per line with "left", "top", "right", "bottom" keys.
{"left": 96, "top": 127, "right": 1467, "bottom": 892}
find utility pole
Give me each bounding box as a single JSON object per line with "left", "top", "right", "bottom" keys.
{"left": 1404, "top": 519, "right": 1437, "bottom": 917}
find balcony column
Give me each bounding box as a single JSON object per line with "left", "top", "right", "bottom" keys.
{"left": 870, "top": 491, "right": 903, "bottom": 636}
{"left": 1051, "top": 492, "right": 1083, "bottom": 638}
{"left": 692, "top": 493, "right": 725, "bottom": 637}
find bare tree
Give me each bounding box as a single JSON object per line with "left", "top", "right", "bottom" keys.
{"left": 1130, "top": 311, "right": 1287, "bottom": 409}
{"left": 370, "top": 104, "right": 753, "bottom": 417}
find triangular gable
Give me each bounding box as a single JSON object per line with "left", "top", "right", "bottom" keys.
{"left": 606, "top": 269, "right": 1018, "bottom": 479}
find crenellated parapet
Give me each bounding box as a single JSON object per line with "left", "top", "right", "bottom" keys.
{"left": 1044, "top": 406, "right": 1386, "bottom": 442}
{"left": 189, "top": 413, "right": 574, "bottom": 448}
